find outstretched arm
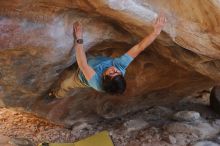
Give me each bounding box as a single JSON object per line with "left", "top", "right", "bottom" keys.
{"left": 127, "top": 14, "right": 166, "bottom": 59}
{"left": 73, "top": 22, "right": 95, "bottom": 80}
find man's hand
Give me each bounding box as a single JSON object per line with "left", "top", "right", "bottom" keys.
{"left": 126, "top": 13, "right": 166, "bottom": 58}
{"left": 153, "top": 14, "right": 166, "bottom": 35}
{"left": 73, "top": 22, "right": 83, "bottom": 39}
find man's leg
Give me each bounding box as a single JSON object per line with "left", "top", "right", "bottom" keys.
{"left": 51, "top": 66, "right": 87, "bottom": 99}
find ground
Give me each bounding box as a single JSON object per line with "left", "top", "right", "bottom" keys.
{"left": 1, "top": 89, "right": 220, "bottom": 146}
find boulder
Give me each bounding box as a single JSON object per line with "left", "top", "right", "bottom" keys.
{"left": 0, "top": 0, "right": 219, "bottom": 124}
{"left": 173, "top": 111, "right": 201, "bottom": 122}
{"left": 210, "top": 86, "right": 220, "bottom": 114}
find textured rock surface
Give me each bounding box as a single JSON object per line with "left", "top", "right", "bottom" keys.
{"left": 0, "top": 0, "right": 220, "bottom": 124}
{"left": 0, "top": 135, "right": 11, "bottom": 146}
{"left": 192, "top": 141, "right": 220, "bottom": 146}
{"left": 173, "top": 111, "right": 200, "bottom": 122}
{"left": 0, "top": 135, "right": 33, "bottom": 146}
{"left": 124, "top": 119, "right": 149, "bottom": 132}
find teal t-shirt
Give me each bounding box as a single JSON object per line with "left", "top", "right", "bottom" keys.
{"left": 78, "top": 53, "right": 133, "bottom": 92}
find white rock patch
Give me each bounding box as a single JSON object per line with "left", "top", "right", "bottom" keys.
{"left": 124, "top": 119, "right": 148, "bottom": 132}
{"left": 173, "top": 111, "right": 201, "bottom": 122}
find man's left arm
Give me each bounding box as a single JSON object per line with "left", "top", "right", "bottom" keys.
{"left": 127, "top": 14, "right": 166, "bottom": 59}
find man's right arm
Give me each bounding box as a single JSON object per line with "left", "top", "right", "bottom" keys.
{"left": 127, "top": 14, "right": 166, "bottom": 59}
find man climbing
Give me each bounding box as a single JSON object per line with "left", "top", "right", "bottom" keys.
{"left": 49, "top": 14, "right": 166, "bottom": 99}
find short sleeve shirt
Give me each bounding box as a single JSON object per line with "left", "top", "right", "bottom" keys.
{"left": 78, "top": 54, "right": 133, "bottom": 92}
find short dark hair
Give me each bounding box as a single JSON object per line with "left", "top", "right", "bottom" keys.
{"left": 102, "top": 75, "right": 126, "bottom": 95}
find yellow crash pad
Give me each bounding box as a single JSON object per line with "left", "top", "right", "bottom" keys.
{"left": 38, "top": 131, "right": 114, "bottom": 146}
{"left": 39, "top": 144, "right": 74, "bottom": 146}
{"left": 74, "top": 131, "right": 113, "bottom": 146}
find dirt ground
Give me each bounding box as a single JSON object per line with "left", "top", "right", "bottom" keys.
{"left": 1, "top": 89, "right": 220, "bottom": 146}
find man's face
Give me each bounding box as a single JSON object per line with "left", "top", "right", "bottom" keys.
{"left": 103, "top": 66, "right": 122, "bottom": 78}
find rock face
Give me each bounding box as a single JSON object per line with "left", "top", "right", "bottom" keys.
{"left": 0, "top": 0, "right": 219, "bottom": 125}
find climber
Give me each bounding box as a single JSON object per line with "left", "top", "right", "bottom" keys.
{"left": 48, "top": 14, "right": 166, "bottom": 99}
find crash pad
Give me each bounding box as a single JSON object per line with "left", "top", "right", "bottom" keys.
{"left": 38, "top": 131, "right": 114, "bottom": 146}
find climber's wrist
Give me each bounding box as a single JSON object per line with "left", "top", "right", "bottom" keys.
{"left": 76, "top": 38, "right": 83, "bottom": 44}
{"left": 152, "top": 28, "right": 161, "bottom": 36}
